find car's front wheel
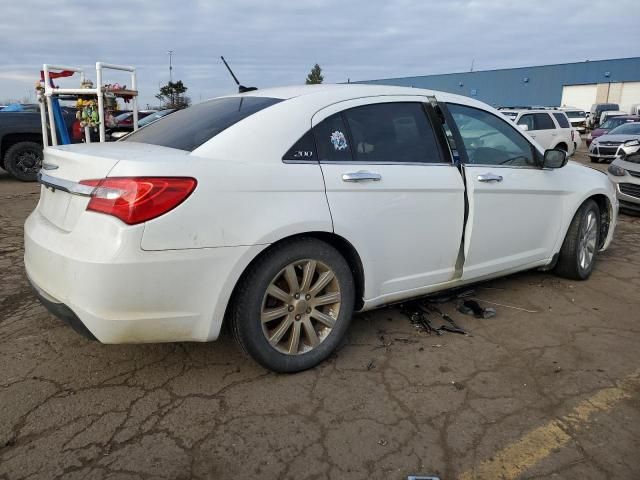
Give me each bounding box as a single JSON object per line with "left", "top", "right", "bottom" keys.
{"left": 555, "top": 200, "right": 600, "bottom": 280}
{"left": 230, "top": 237, "right": 355, "bottom": 372}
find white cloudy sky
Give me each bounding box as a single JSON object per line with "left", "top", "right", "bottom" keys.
{"left": 1, "top": 0, "right": 638, "bottom": 106}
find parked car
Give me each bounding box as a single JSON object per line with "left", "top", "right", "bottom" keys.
{"left": 588, "top": 122, "right": 640, "bottom": 163}
{"left": 109, "top": 109, "right": 177, "bottom": 140}
{"left": 572, "top": 128, "right": 582, "bottom": 152}
{"left": 599, "top": 110, "right": 627, "bottom": 125}
{"left": 501, "top": 109, "right": 575, "bottom": 154}
{"left": 25, "top": 85, "right": 617, "bottom": 372}
{"left": 560, "top": 108, "right": 587, "bottom": 133}
{"left": 587, "top": 103, "right": 619, "bottom": 129}
{"left": 0, "top": 107, "right": 76, "bottom": 181}
{"left": 587, "top": 115, "right": 640, "bottom": 145}
{"left": 0, "top": 103, "right": 40, "bottom": 113}
{"left": 607, "top": 141, "right": 640, "bottom": 214}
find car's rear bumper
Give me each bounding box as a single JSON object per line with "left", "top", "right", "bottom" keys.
{"left": 24, "top": 209, "right": 258, "bottom": 343}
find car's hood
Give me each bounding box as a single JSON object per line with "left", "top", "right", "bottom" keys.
{"left": 594, "top": 134, "right": 640, "bottom": 143}
{"left": 612, "top": 156, "right": 640, "bottom": 170}
{"left": 591, "top": 128, "right": 608, "bottom": 137}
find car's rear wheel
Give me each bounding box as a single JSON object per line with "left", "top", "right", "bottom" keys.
{"left": 230, "top": 237, "right": 355, "bottom": 372}
{"left": 4, "top": 141, "right": 43, "bottom": 181}
{"left": 555, "top": 200, "right": 600, "bottom": 280}
{"left": 556, "top": 142, "right": 568, "bottom": 153}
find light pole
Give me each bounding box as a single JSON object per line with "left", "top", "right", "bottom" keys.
{"left": 168, "top": 50, "right": 174, "bottom": 83}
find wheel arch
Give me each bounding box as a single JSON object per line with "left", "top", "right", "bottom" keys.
{"left": 556, "top": 193, "right": 614, "bottom": 258}
{"left": 220, "top": 231, "right": 366, "bottom": 337}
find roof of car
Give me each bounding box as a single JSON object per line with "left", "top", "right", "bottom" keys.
{"left": 499, "top": 109, "right": 565, "bottom": 115}
{"left": 220, "top": 83, "right": 478, "bottom": 106}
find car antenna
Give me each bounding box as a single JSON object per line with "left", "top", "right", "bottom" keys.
{"left": 220, "top": 56, "right": 257, "bottom": 93}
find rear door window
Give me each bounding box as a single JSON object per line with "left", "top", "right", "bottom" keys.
{"left": 341, "top": 102, "right": 443, "bottom": 163}
{"left": 124, "top": 96, "right": 283, "bottom": 151}
{"left": 533, "top": 113, "right": 556, "bottom": 130}
{"left": 313, "top": 113, "right": 353, "bottom": 162}
{"left": 552, "top": 113, "right": 570, "bottom": 128}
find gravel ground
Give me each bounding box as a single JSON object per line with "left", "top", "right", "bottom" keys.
{"left": 1, "top": 146, "right": 639, "bottom": 480}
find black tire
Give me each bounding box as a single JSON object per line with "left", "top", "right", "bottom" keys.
{"left": 4, "top": 141, "right": 43, "bottom": 181}
{"left": 555, "top": 200, "right": 600, "bottom": 280}
{"left": 230, "top": 237, "right": 355, "bottom": 373}
{"left": 589, "top": 156, "right": 599, "bottom": 163}
{"left": 556, "top": 142, "right": 568, "bottom": 153}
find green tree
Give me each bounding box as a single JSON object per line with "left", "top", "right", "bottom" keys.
{"left": 155, "top": 80, "right": 191, "bottom": 109}
{"left": 305, "top": 64, "right": 324, "bottom": 85}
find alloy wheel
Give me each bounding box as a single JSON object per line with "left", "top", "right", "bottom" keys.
{"left": 261, "top": 259, "right": 341, "bottom": 355}
{"left": 578, "top": 211, "right": 598, "bottom": 270}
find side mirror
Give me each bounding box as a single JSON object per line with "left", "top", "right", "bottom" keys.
{"left": 543, "top": 148, "right": 567, "bottom": 169}
{"left": 518, "top": 123, "right": 529, "bottom": 131}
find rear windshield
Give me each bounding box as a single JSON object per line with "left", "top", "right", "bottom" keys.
{"left": 123, "top": 96, "right": 283, "bottom": 151}
{"left": 565, "top": 111, "right": 585, "bottom": 118}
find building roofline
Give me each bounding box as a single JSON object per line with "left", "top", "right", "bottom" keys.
{"left": 358, "top": 56, "right": 640, "bottom": 83}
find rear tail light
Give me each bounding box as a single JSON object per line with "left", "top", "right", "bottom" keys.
{"left": 79, "top": 177, "right": 197, "bottom": 225}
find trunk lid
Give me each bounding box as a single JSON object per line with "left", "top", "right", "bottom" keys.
{"left": 38, "top": 143, "right": 189, "bottom": 231}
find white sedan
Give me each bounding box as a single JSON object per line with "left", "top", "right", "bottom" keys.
{"left": 25, "top": 85, "right": 618, "bottom": 372}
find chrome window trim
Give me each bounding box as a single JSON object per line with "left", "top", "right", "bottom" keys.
{"left": 318, "top": 161, "right": 454, "bottom": 166}
{"left": 37, "top": 172, "right": 95, "bottom": 197}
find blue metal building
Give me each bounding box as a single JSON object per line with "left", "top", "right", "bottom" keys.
{"left": 359, "top": 57, "right": 640, "bottom": 108}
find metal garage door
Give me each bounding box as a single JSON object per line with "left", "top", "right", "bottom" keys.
{"left": 561, "top": 84, "right": 597, "bottom": 111}
{"left": 619, "top": 82, "right": 640, "bottom": 113}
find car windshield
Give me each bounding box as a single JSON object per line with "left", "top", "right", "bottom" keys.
{"left": 138, "top": 109, "right": 175, "bottom": 127}
{"left": 600, "top": 118, "right": 634, "bottom": 130}
{"left": 501, "top": 112, "right": 517, "bottom": 119}
{"left": 565, "top": 111, "right": 585, "bottom": 118}
{"left": 608, "top": 123, "right": 640, "bottom": 135}
{"left": 124, "top": 96, "right": 283, "bottom": 151}
{"left": 115, "top": 112, "right": 133, "bottom": 122}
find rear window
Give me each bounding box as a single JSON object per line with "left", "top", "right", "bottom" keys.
{"left": 565, "top": 110, "right": 585, "bottom": 118}
{"left": 124, "top": 96, "right": 283, "bottom": 151}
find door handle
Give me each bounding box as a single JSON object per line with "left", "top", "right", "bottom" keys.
{"left": 342, "top": 171, "right": 382, "bottom": 182}
{"left": 477, "top": 173, "right": 503, "bottom": 183}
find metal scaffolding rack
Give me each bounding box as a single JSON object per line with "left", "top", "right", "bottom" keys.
{"left": 39, "top": 62, "right": 139, "bottom": 146}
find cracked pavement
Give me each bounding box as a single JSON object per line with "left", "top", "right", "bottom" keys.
{"left": 1, "top": 151, "right": 639, "bottom": 480}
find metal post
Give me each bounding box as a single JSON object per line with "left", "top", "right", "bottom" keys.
{"left": 168, "top": 50, "right": 173, "bottom": 83}
{"left": 131, "top": 68, "right": 138, "bottom": 131}
{"left": 96, "top": 62, "right": 106, "bottom": 142}
{"left": 43, "top": 65, "right": 58, "bottom": 146}
{"left": 38, "top": 91, "right": 49, "bottom": 147}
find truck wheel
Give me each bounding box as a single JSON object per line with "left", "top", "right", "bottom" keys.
{"left": 4, "top": 141, "right": 43, "bottom": 181}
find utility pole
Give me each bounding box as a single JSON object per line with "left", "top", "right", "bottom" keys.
{"left": 168, "top": 50, "right": 174, "bottom": 83}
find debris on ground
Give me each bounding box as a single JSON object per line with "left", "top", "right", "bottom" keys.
{"left": 458, "top": 299, "right": 496, "bottom": 318}
{"left": 400, "top": 290, "right": 474, "bottom": 336}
